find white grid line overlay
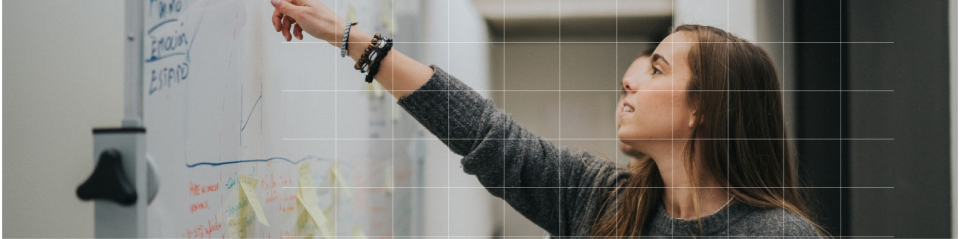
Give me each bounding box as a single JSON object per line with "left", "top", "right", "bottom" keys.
{"left": 447, "top": 1, "right": 451, "bottom": 238}
{"left": 271, "top": 0, "right": 899, "bottom": 238}
{"left": 502, "top": 0, "right": 507, "bottom": 237}
{"left": 280, "top": 138, "right": 894, "bottom": 141}
{"left": 557, "top": 0, "right": 563, "bottom": 236}
{"left": 839, "top": 0, "right": 845, "bottom": 235}
{"left": 282, "top": 41, "right": 894, "bottom": 44}
{"left": 782, "top": 0, "right": 788, "bottom": 234}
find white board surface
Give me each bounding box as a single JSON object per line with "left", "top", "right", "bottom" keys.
{"left": 142, "top": 0, "right": 425, "bottom": 237}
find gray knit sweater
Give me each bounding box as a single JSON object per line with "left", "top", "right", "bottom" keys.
{"left": 397, "top": 66, "right": 822, "bottom": 238}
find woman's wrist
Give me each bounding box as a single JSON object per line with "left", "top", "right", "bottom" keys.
{"left": 345, "top": 29, "right": 374, "bottom": 62}
{"left": 330, "top": 20, "right": 349, "bottom": 48}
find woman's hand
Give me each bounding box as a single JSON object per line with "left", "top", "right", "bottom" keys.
{"left": 270, "top": 0, "right": 346, "bottom": 46}
{"left": 268, "top": 0, "right": 434, "bottom": 99}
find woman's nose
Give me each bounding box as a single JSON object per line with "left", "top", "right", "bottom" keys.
{"left": 622, "top": 78, "right": 635, "bottom": 93}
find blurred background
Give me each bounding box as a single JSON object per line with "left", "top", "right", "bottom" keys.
{"left": 4, "top": 0, "right": 957, "bottom": 238}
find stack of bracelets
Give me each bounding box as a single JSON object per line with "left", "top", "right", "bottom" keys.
{"left": 341, "top": 22, "right": 394, "bottom": 83}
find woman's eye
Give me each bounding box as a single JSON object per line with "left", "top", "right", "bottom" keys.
{"left": 652, "top": 67, "right": 662, "bottom": 75}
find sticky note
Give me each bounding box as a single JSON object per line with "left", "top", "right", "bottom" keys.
{"left": 299, "top": 163, "right": 319, "bottom": 205}
{"left": 391, "top": 98, "right": 401, "bottom": 123}
{"left": 346, "top": 4, "right": 357, "bottom": 22}
{"left": 238, "top": 175, "right": 270, "bottom": 226}
{"left": 330, "top": 162, "right": 352, "bottom": 197}
{"left": 298, "top": 193, "right": 334, "bottom": 238}
{"left": 227, "top": 217, "right": 241, "bottom": 239}
{"left": 352, "top": 225, "right": 368, "bottom": 239}
{"left": 367, "top": 81, "right": 385, "bottom": 98}
{"left": 323, "top": 206, "right": 337, "bottom": 234}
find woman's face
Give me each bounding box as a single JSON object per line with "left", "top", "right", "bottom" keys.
{"left": 617, "top": 32, "right": 697, "bottom": 151}
{"left": 617, "top": 56, "right": 649, "bottom": 158}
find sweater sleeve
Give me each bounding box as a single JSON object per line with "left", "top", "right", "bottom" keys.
{"left": 397, "top": 66, "right": 630, "bottom": 236}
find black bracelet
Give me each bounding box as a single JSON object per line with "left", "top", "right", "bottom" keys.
{"left": 365, "top": 38, "right": 393, "bottom": 83}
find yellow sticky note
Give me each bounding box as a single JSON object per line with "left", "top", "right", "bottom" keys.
{"left": 299, "top": 163, "right": 319, "bottom": 205}
{"left": 391, "top": 99, "right": 401, "bottom": 123}
{"left": 238, "top": 175, "right": 270, "bottom": 226}
{"left": 227, "top": 217, "right": 242, "bottom": 239}
{"left": 298, "top": 193, "right": 334, "bottom": 238}
{"left": 352, "top": 225, "right": 367, "bottom": 239}
{"left": 330, "top": 162, "right": 352, "bottom": 197}
{"left": 346, "top": 4, "right": 357, "bottom": 22}
{"left": 380, "top": 0, "right": 396, "bottom": 36}
{"left": 367, "top": 81, "right": 385, "bottom": 99}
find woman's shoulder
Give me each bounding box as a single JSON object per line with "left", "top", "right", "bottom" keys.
{"left": 729, "top": 202, "right": 823, "bottom": 238}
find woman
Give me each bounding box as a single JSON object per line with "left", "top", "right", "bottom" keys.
{"left": 270, "top": 0, "right": 825, "bottom": 237}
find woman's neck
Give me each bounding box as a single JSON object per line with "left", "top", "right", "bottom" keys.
{"left": 643, "top": 141, "right": 731, "bottom": 220}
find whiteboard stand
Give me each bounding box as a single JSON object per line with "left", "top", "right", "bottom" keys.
{"left": 76, "top": 0, "right": 154, "bottom": 237}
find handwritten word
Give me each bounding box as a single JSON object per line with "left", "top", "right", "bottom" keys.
{"left": 147, "top": 30, "right": 188, "bottom": 63}
{"left": 278, "top": 202, "right": 295, "bottom": 213}
{"left": 181, "top": 215, "right": 221, "bottom": 239}
{"left": 264, "top": 190, "right": 296, "bottom": 204}
{"left": 189, "top": 181, "right": 219, "bottom": 196}
{"left": 150, "top": 0, "right": 183, "bottom": 19}
{"left": 278, "top": 174, "right": 293, "bottom": 187}
{"left": 224, "top": 197, "right": 249, "bottom": 217}
{"left": 224, "top": 176, "right": 237, "bottom": 189}
{"left": 148, "top": 61, "right": 189, "bottom": 95}
{"left": 260, "top": 173, "right": 278, "bottom": 190}
{"left": 189, "top": 200, "right": 208, "bottom": 213}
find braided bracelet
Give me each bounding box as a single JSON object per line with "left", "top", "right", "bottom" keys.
{"left": 340, "top": 22, "right": 358, "bottom": 58}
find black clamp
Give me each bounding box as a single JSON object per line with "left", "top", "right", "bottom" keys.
{"left": 77, "top": 149, "right": 137, "bottom": 206}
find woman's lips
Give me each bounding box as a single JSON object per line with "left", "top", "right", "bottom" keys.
{"left": 619, "top": 102, "right": 634, "bottom": 117}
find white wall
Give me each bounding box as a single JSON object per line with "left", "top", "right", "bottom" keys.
{"left": 418, "top": 0, "right": 499, "bottom": 237}
{"left": 673, "top": 0, "right": 758, "bottom": 41}
{"left": 4, "top": 0, "right": 125, "bottom": 237}
{"left": 950, "top": 0, "right": 957, "bottom": 237}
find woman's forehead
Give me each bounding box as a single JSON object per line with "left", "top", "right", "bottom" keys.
{"left": 652, "top": 32, "right": 695, "bottom": 65}
{"left": 627, "top": 56, "right": 650, "bottom": 71}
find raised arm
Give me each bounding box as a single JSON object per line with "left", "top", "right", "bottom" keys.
{"left": 269, "top": 0, "right": 630, "bottom": 235}
{"left": 395, "top": 66, "right": 630, "bottom": 235}
{"left": 270, "top": 0, "right": 431, "bottom": 98}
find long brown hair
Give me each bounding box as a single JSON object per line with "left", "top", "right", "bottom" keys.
{"left": 592, "top": 24, "right": 825, "bottom": 237}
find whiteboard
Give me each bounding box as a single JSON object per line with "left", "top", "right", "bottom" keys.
{"left": 142, "top": 0, "right": 425, "bottom": 237}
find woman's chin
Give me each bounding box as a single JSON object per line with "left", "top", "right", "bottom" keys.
{"left": 617, "top": 128, "right": 634, "bottom": 142}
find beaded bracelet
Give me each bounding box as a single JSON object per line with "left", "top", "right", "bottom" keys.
{"left": 340, "top": 22, "right": 358, "bottom": 58}
{"left": 354, "top": 33, "right": 382, "bottom": 73}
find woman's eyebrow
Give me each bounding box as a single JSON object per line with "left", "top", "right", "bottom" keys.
{"left": 651, "top": 54, "right": 670, "bottom": 67}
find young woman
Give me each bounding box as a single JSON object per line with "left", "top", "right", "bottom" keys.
{"left": 270, "top": 0, "right": 825, "bottom": 237}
